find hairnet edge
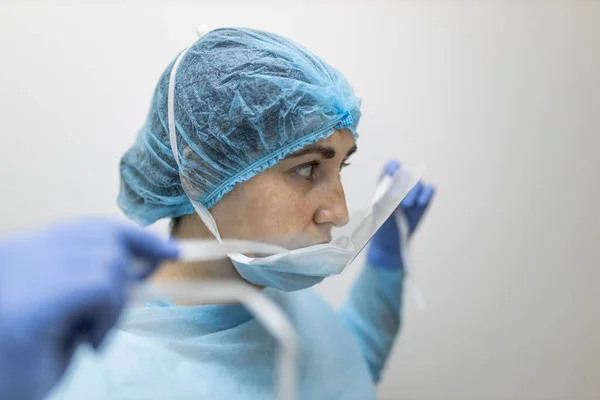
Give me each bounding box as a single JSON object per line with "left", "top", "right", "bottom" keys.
{"left": 201, "top": 126, "right": 359, "bottom": 209}
{"left": 117, "top": 191, "right": 196, "bottom": 227}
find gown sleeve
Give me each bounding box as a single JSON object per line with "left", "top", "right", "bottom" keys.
{"left": 337, "top": 262, "right": 405, "bottom": 383}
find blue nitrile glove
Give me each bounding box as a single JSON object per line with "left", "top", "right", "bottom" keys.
{"left": 367, "top": 160, "right": 435, "bottom": 269}
{"left": 0, "top": 218, "right": 179, "bottom": 400}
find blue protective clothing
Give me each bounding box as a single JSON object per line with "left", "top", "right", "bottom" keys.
{"left": 47, "top": 263, "right": 403, "bottom": 400}
{"left": 118, "top": 27, "right": 361, "bottom": 226}
{"left": 66, "top": 25, "right": 434, "bottom": 400}
{"left": 0, "top": 219, "right": 178, "bottom": 400}
{"left": 367, "top": 160, "right": 436, "bottom": 270}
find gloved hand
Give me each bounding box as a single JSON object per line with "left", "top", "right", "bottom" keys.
{"left": 367, "top": 160, "right": 435, "bottom": 269}
{"left": 0, "top": 218, "right": 179, "bottom": 400}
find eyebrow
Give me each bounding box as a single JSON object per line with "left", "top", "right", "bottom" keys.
{"left": 289, "top": 144, "right": 358, "bottom": 160}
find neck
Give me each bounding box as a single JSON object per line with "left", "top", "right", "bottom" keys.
{"left": 149, "top": 214, "right": 249, "bottom": 302}
{"left": 150, "top": 257, "right": 242, "bottom": 281}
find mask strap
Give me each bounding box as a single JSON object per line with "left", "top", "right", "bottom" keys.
{"left": 167, "top": 41, "right": 223, "bottom": 242}
{"left": 371, "top": 174, "right": 394, "bottom": 207}
{"left": 167, "top": 48, "right": 189, "bottom": 168}
{"left": 190, "top": 199, "right": 223, "bottom": 241}
{"left": 196, "top": 24, "right": 210, "bottom": 38}
{"left": 395, "top": 210, "right": 426, "bottom": 309}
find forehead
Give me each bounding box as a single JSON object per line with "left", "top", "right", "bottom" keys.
{"left": 320, "top": 129, "right": 356, "bottom": 148}
{"left": 289, "top": 129, "right": 357, "bottom": 159}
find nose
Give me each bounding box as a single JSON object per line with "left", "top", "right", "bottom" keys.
{"left": 313, "top": 178, "right": 349, "bottom": 227}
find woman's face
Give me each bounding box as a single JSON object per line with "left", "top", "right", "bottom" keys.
{"left": 210, "top": 129, "right": 357, "bottom": 248}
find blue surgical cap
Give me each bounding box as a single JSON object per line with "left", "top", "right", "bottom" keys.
{"left": 118, "top": 28, "right": 362, "bottom": 226}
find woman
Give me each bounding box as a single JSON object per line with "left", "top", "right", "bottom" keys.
{"left": 50, "top": 28, "right": 434, "bottom": 399}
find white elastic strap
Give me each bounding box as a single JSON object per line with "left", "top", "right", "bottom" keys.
{"left": 371, "top": 174, "right": 394, "bottom": 207}
{"left": 167, "top": 46, "right": 224, "bottom": 241}
{"left": 196, "top": 24, "right": 210, "bottom": 38}
{"left": 131, "top": 281, "right": 297, "bottom": 400}
{"left": 190, "top": 199, "right": 223, "bottom": 241}
{"left": 130, "top": 238, "right": 287, "bottom": 278}
{"left": 395, "top": 210, "right": 426, "bottom": 309}
{"left": 177, "top": 238, "right": 288, "bottom": 261}
{"left": 167, "top": 48, "right": 190, "bottom": 168}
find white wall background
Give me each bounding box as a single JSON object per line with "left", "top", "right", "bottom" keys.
{"left": 1, "top": 1, "right": 599, "bottom": 399}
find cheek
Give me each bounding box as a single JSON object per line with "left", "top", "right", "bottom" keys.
{"left": 216, "top": 177, "right": 315, "bottom": 241}
{"left": 246, "top": 186, "right": 310, "bottom": 239}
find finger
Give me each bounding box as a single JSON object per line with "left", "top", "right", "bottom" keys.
{"left": 401, "top": 181, "right": 423, "bottom": 208}
{"left": 55, "top": 276, "right": 124, "bottom": 351}
{"left": 377, "top": 159, "right": 401, "bottom": 182}
{"left": 87, "top": 276, "right": 126, "bottom": 350}
{"left": 131, "top": 258, "right": 161, "bottom": 280}
{"left": 119, "top": 226, "right": 179, "bottom": 262}
{"left": 417, "top": 185, "right": 436, "bottom": 206}
{"left": 384, "top": 159, "right": 401, "bottom": 177}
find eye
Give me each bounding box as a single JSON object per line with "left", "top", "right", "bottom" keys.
{"left": 294, "top": 162, "right": 319, "bottom": 180}
{"left": 341, "top": 161, "right": 351, "bottom": 169}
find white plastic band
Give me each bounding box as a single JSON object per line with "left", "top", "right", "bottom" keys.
{"left": 190, "top": 199, "right": 223, "bottom": 241}
{"left": 395, "top": 210, "right": 426, "bottom": 309}
{"left": 131, "top": 280, "right": 297, "bottom": 400}
{"left": 177, "top": 238, "right": 288, "bottom": 262}
{"left": 167, "top": 46, "right": 224, "bottom": 241}
{"left": 371, "top": 174, "right": 393, "bottom": 206}
{"left": 196, "top": 24, "right": 210, "bottom": 38}
{"left": 168, "top": 48, "right": 190, "bottom": 168}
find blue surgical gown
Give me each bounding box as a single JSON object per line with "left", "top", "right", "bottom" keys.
{"left": 47, "top": 263, "right": 404, "bottom": 399}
